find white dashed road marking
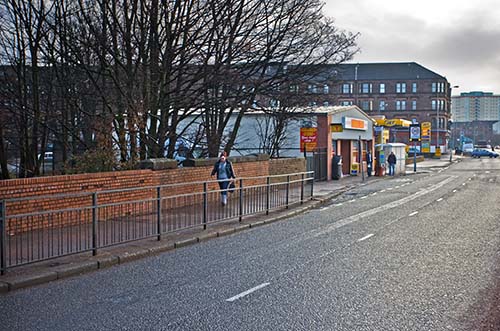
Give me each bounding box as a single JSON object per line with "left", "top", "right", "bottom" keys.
{"left": 409, "top": 211, "right": 419, "bottom": 217}
{"left": 226, "top": 283, "right": 270, "bottom": 302}
{"left": 437, "top": 198, "right": 443, "bottom": 202}
{"left": 358, "top": 234, "right": 374, "bottom": 242}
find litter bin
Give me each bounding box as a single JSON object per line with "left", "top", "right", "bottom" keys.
{"left": 332, "top": 155, "right": 343, "bottom": 180}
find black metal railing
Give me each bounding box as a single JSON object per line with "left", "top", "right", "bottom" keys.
{"left": 0, "top": 171, "right": 314, "bottom": 274}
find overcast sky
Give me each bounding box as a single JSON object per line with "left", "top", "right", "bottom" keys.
{"left": 324, "top": 0, "right": 500, "bottom": 95}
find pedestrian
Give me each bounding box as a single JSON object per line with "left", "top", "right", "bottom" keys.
{"left": 387, "top": 151, "right": 396, "bottom": 176}
{"left": 366, "top": 151, "right": 373, "bottom": 177}
{"left": 211, "top": 152, "right": 236, "bottom": 206}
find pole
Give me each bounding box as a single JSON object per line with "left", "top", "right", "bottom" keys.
{"left": 156, "top": 187, "right": 161, "bottom": 241}
{"left": 413, "top": 141, "right": 417, "bottom": 172}
{"left": 92, "top": 193, "right": 98, "bottom": 256}
{"left": 359, "top": 135, "right": 364, "bottom": 181}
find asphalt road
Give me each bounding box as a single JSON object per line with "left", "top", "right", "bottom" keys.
{"left": 1, "top": 157, "right": 500, "bottom": 331}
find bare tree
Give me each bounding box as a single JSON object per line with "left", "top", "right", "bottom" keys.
{"left": 199, "top": 0, "right": 358, "bottom": 157}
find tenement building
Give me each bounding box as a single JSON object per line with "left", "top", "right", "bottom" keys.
{"left": 451, "top": 92, "right": 500, "bottom": 143}
{"left": 272, "top": 62, "right": 452, "bottom": 148}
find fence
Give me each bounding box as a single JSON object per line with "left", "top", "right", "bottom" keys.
{"left": 0, "top": 171, "right": 314, "bottom": 274}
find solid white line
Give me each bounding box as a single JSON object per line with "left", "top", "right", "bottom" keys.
{"left": 226, "top": 283, "right": 270, "bottom": 302}
{"left": 437, "top": 198, "right": 443, "bottom": 202}
{"left": 358, "top": 234, "right": 374, "bottom": 242}
{"left": 409, "top": 211, "right": 418, "bottom": 216}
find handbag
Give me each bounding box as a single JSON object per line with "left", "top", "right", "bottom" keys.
{"left": 228, "top": 181, "right": 236, "bottom": 193}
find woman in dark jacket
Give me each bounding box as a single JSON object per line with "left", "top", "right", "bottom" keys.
{"left": 211, "top": 152, "right": 236, "bottom": 205}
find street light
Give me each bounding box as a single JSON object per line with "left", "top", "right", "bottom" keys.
{"left": 448, "top": 85, "right": 460, "bottom": 161}
{"left": 436, "top": 84, "right": 459, "bottom": 155}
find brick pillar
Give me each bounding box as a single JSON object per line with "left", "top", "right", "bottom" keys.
{"left": 316, "top": 114, "right": 333, "bottom": 180}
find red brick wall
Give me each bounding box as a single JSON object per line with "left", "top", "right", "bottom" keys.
{"left": 0, "top": 157, "right": 273, "bottom": 234}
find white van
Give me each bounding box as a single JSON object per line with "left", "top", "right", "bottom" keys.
{"left": 463, "top": 143, "right": 474, "bottom": 155}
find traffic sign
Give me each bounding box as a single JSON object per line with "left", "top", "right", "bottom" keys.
{"left": 409, "top": 124, "right": 421, "bottom": 142}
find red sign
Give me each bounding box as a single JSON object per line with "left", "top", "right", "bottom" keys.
{"left": 300, "top": 127, "right": 317, "bottom": 152}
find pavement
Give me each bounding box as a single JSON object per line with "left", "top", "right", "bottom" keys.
{"left": 0, "top": 154, "right": 460, "bottom": 294}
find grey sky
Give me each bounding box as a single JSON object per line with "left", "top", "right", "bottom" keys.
{"left": 324, "top": 0, "right": 500, "bottom": 95}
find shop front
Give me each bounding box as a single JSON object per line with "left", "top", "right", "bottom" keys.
{"left": 315, "top": 106, "right": 375, "bottom": 180}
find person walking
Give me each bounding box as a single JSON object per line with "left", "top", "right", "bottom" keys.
{"left": 387, "top": 151, "right": 396, "bottom": 176}
{"left": 211, "top": 152, "right": 236, "bottom": 206}
{"left": 366, "top": 150, "right": 373, "bottom": 177}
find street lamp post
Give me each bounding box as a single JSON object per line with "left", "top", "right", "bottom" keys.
{"left": 448, "top": 85, "right": 460, "bottom": 161}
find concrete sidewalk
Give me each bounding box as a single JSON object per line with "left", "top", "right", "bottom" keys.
{"left": 0, "top": 155, "right": 457, "bottom": 294}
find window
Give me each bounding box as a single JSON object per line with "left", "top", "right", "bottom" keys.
{"left": 412, "top": 100, "right": 417, "bottom": 110}
{"left": 340, "top": 100, "right": 353, "bottom": 106}
{"left": 396, "top": 83, "right": 406, "bottom": 93}
{"left": 360, "top": 100, "right": 371, "bottom": 111}
{"left": 323, "top": 84, "right": 329, "bottom": 94}
{"left": 308, "top": 84, "right": 318, "bottom": 93}
{"left": 323, "top": 101, "right": 329, "bottom": 107}
{"left": 379, "top": 100, "right": 386, "bottom": 111}
{"left": 432, "top": 82, "right": 445, "bottom": 93}
{"left": 379, "top": 83, "right": 386, "bottom": 94}
{"left": 396, "top": 100, "right": 406, "bottom": 110}
{"left": 432, "top": 99, "right": 445, "bottom": 110}
{"left": 359, "top": 83, "right": 372, "bottom": 94}
{"left": 342, "top": 83, "right": 353, "bottom": 94}
{"left": 412, "top": 83, "right": 417, "bottom": 93}
{"left": 289, "top": 84, "right": 298, "bottom": 93}
{"left": 269, "top": 99, "right": 280, "bottom": 108}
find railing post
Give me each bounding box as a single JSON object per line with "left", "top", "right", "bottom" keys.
{"left": 203, "top": 182, "right": 208, "bottom": 230}
{"left": 239, "top": 179, "right": 243, "bottom": 222}
{"left": 266, "top": 177, "right": 270, "bottom": 215}
{"left": 156, "top": 187, "right": 161, "bottom": 241}
{"left": 92, "top": 193, "right": 98, "bottom": 256}
{"left": 300, "top": 173, "right": 305, "bottom": 204}
{"left": 285, "top": 175, "right": 290, "bottom": 209}
{"left": 1, "top": 200, "right": 6, "bottom": 275}
{"left": 310, "top": 172, "right": 314, "bottom": 200}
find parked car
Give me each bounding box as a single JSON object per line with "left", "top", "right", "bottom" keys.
{"left": 471, "top": 149, "right": 499, "bottom": 158}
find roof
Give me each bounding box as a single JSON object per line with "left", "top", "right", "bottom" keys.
{"left": 311, "top": 105, "right": 376, "bottom": 123}
{"left": 313, "top": 62, "right": 447, "bottom": 81}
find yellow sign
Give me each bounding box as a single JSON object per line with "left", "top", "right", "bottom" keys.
{"left": 435, "top": 147, "right": 441, "bottom": 156}
{"left": 385, "top": 119, "right": 412, "bottom": 127}
{"left": 330, "top": 123, "right": 343, "bottom": 132}
{"left": 421, "top": 122, "right": 431, "bottom": 140}
{"left": 350, "top": 163, "right": 359, "bottom": 175}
